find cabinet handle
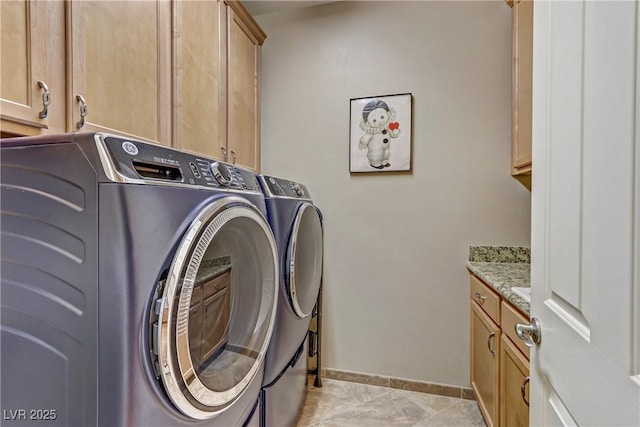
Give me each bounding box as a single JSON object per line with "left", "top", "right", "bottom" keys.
{"left": 474, "top": 292, "right": 487, "bottom": 303}
{"left": 487, "top": 332, "right": 496, "bottom": 356}
{"left": 221, "top": 146, "right": 228, "bottom": 161}
{"left": 37, "top": 81, "right": 51, "bottom": 119}
{"left": 231, "top": 150, "right": 236, "bottom": 164}
{"left": 521, "top": 376, "right": 530, "bottom": 406}
{"left": 76, "top": 95, "right": 88, "bottom": 129}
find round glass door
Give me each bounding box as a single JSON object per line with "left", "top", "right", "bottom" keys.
{"left": 286, "top": 203, "right": 323, "bottom": 318}
{"left": 154, "top": 196, "right": 278, "bottom": 420}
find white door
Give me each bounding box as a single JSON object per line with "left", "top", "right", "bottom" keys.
{"left": 530, "top": 1, "right": 640, "bottom": 425}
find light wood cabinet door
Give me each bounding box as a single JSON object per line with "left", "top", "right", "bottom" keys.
{"left": 68, "top": 0, "right": 171, "bottom": 145}
{"left": 511, "top": 0, "right": 533, "bottom": 175}
{"left": 173, "top": 0, "right": 226, "bottom": 159}
{"left": 226, "top": 1, "right": 265, "bottom": 171}
{"left": 500, "top": 336, "right": 529, "bottom": 427}
{"left": 471, "top": 301, "right": 500, "bottom": 427}
{"left": 500, "top": 301, "right": 530, "bottom": 359}
{"left": 1, "top": 0, "right": 65, "bottom": 136}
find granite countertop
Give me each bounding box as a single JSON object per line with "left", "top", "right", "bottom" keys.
{"left": 466, "top": 246, "right": 531, "bottom": 317}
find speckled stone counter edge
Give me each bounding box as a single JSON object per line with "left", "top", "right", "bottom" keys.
{"left": 466, "top": 262, "right": 531, "bottom": 317}
{"left": 469, "top": 246, "right": 530, "bottom": 263}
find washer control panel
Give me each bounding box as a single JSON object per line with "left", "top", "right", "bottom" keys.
{"left": 100, "top": 135, "right": 261, "bottom": 192}
{"left": 260, "top": 175, "right": 310, "bottom": 199}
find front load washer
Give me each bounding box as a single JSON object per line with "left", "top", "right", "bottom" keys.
{"left": 257, "top": 175, "right": 323, "bottom": 427}
{"left": 0, "top": 133, "right": 278, "bottom": 426}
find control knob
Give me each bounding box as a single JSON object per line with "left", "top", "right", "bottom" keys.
{"left": 210, "top": 162, "right": 232, "bottom": 187}
{"left": 293, "top": 183, "right": 304, "bottom": 197}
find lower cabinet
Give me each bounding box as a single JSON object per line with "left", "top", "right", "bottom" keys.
{"left": 470, "top": 274, "right": 530, "bottom": 427}
{"left": 471, "top": 302, "right": 500, "bottom": 427}
{"left": 500, "top": 335, "right": 530, "bottom": 427}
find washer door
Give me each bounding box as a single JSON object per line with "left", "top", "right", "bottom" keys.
{"left": 285, "top": 203, "right": 323, "bottom": 318}
{"left": 154, "top": 196, "right": 278, "bottom": 420}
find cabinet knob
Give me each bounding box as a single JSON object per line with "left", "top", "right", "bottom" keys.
{"left": 220, "top": 146, "right": 228, "bottom": 161}
{"left": 37, "top": 81, "right": 51, "bottom": 119}
{"left": 521, "top": 376, "right": 530, "bottom": 406}
{"left": 76, "top": 95, "right": 88, "bottom": 129}
{"left": 515, "top": 317, "right": 541, "bottom": 347}
{"left": 231, "top": 150, "right": 236, "bottom": 165}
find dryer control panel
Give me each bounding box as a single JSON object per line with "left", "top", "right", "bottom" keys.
{"left": 259, "top": 175, "right": 311, "bottom": 199}
{"left": 99, "top": 135, "right": 261, "bottom": 192}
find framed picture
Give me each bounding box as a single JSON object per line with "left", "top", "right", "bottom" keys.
{"left": 349, "top": 93, "right": 412, "bottom": 173}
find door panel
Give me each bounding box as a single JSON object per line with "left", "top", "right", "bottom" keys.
{"left": 1, "top": 0, "right": 65, "bottom": 134}
{"left": 227, "top": 8, "right": 260, "bottom": 171}
{"left": 546, "top": 1, "right": 583, "bottom": 310}
{"left": 500, "top": 336, "right": 529, "bottom": 427}
{"left": 2, "top": 0, "right": 29, "bottom": 106}
{"left": 544, "top": 385, "right": 578, "bottom": 427}
{"left": 173, "top": 0, "right": 225, "bottom": 158}
{"left": 512, "top": 0, "right": 533, "bottom": 172}
{"left": 531, "top": 1, "right": 640, "bottom": 425}
{"left": 471, "top": 302, "right": 499, "bottom": 427}
{"left": 69, "top": 0, "right": 170, "bottom": 144}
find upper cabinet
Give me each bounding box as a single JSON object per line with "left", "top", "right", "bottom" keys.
{"left": 1, "top": 0, "right": 65, "bottom": 136}
{"left": 173, "top": 0, "right": 265, "bottom": 172}
{"left": 68, "top": 1, "right": 171, "bottom": 145}
{"left": 226, "top": 1, "right": 265, "bottom": 172}
{"left": 1, "top": 0, "right": 171, "bottom": 145}
{"left": 173, "top": 0, "right": 226, "bottom": 158}
{"left": 2, "top": 0, "right": 265, "bottom": 171}
{"left": 508, "top": 0, "right": 533, "bottom": 184}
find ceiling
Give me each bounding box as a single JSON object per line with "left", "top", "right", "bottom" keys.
{"left": 243, "top": 1, "right": 337, "bottom": 16}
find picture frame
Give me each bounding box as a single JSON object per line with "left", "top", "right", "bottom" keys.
{"left": 349, "top": 93, "right": 412, "bottom": 173}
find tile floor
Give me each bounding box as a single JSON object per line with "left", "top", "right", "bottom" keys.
{"left": 297, "top": 378, "right": 487, "bottom": 427}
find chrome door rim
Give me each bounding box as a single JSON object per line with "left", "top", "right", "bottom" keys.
{"left": 157, "top": 196, "right": 278, "bottom": 420}
{"left": 286, "top": 202, "right": 323, "bottom": 318}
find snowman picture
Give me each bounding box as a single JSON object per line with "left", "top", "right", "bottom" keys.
{"left": 358, "top": 99, "right": 401, "bottom": 169}
{"left": 349, "top": 93, "right": 412, "bottom": 173}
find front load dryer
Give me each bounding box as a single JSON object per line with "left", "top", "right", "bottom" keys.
{"left": 257, "top": 175, "right": 323, "bottom": 427}
{"left": 0, "top": 133, "right": 278, "bottom": 426}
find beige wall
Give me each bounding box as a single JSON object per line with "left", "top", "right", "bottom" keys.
{"left": 257, "top": 1, "right": 531, "bottom": 388}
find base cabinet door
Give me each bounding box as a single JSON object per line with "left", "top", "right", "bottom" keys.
{"left": 68, "top": 0, "right": 171, "bottom": 145}
{"left": 471, "top": 301, "right": 500, "bottom": 427}
{"left": 1, "top": 0, "right": 65, "bottom": 136}
{"left": 500, "top": 336, "right": 529, "bottom": 427}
